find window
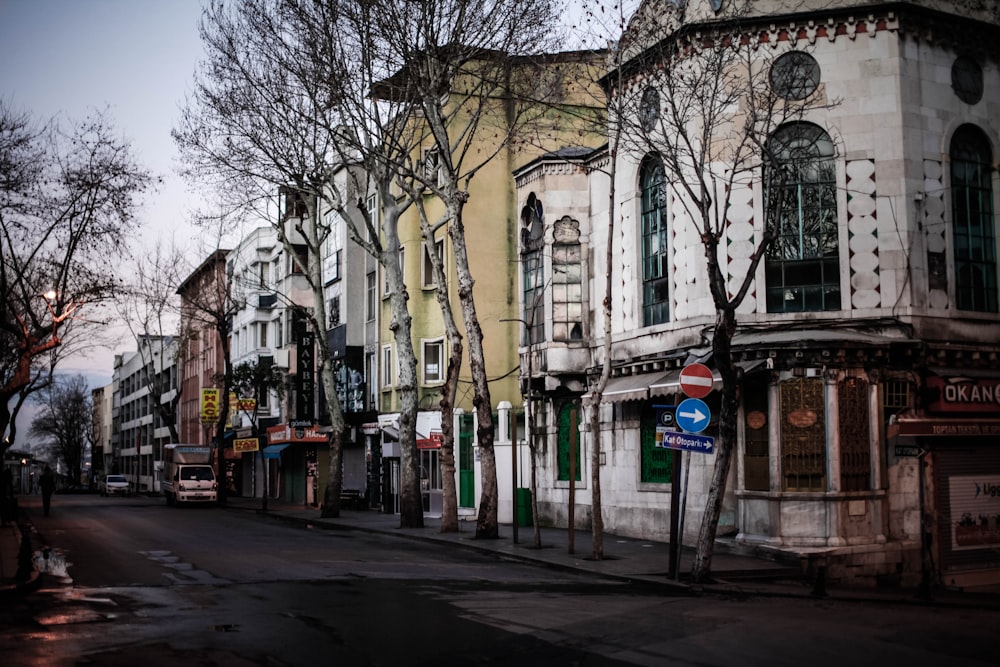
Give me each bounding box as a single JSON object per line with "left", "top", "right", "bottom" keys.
{"left": 765, "top": 123, "right": 840, "bottom": 313}
{"left": 640, "top": 403, "right": 673, "bottom": 484}
{"left": 838, "top": 377, "right": 871, "bottom": 492}
{"left": 258, "top": 322, "right": 267, "bottom": 348}
{"left": 640, "top": 86, "right": 659, "bottom": 132}
{"left": 328, "top": 296, "right": 341, "bottom": 328}
{"left": 366, "top": 352, "right": 376, "bottom": 406}
{"left": 258, "top": 261, "right": 267, "bottom": 288}
{"left": 331, "top": 249, "right": 342, "bottom": 282}
{"left": 520, "top": 193, "right": 545, "bottom": 345}
{"left": 422, "top": 238, "right": 444, "bottom": 289}
{"left": 422, "top": 339, "right": 444, "bottom": 384}
{"left": 780, "top": 377, "right": 826, "bottom": 491}
{"left": 769, "top": 51, "right": 821, "bottom": 101}
{"left": 366, "top": 194, "right": 378, "bottom": 240}
{"left": 640, "top": 156, "right": 670, "bottom": 326}
{"left": 552, "top": 224, "right": 583, "bottom": 341}
{"left": 366, "top": 272, "right": 376, "bottom": 321}
{"left": 951, "top": 56, "right": 983, "bottom": 105}
{"left": 950, "top": 124, "right": 997, "bottom": 312}
{"left": 289, "top": 245, "right": 308, "bottom": 274}
{"left": 381, "top": 345, "right": 393, "bottom": 388}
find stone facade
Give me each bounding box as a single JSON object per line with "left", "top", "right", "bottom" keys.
{"left": 515, "top": 0, "right": 1000, "bottom": 588}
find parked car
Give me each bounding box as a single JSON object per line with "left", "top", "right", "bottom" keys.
{"left": 99, "top": 475, "right": 130, "bottom": 497}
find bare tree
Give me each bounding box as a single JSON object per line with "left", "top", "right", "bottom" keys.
{"left": 361, "top": 0, "right": 587, "bottom": 538}
{"left": 30, "top": 374, "right": 92, "bottom": 483}
{"left": 174, "top": 0, "right": 429, "bottom": 524}
{"left": 610, "top": 0, "right": 832, "bottom": 581}
{"left": 0, "top": 102, "right": 153, "bottom": 454}
{"left": 117, "top": 241, "right": 188, "bottom": 443}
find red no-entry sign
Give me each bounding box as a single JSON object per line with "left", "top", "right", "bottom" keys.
{"left": 679, "top": 363, "right": 714, "bottom": 398}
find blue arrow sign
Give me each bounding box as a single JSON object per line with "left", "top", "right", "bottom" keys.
{"left": 660, "top": 431, "right": 715, "bottom": 454}
{"left": 676, "top": 398, "right": 710, "bottom": 433}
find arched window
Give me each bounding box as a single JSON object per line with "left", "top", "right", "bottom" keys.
{"left": 765, "top": 122, "right": 840, "bottom": 313}
{"left": 950, "top": 124, "right": 998, "bottom": 312}
{"left": 640, "top": 156, "right": 670, "bottom": 326}
{"left": 520, "top": 193, "right": 545, "bottom": 344}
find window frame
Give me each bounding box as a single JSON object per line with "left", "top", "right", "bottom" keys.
{"left": 381, "top": 344, "right": 394, "bottom": 389}
{"left": 421, "top": 338, "right": 445, "bottom": 385}
{"left": 950, "top": 124, "right": 998, "bottom": 312}
{"left": 421, "top": 238, "right": 444, "bottom": 289}
{"left": 764, "top": 122, "right": 841, "bottom": 314}
{"left": 640, "top": 156, "right": 670, "bottom": 326}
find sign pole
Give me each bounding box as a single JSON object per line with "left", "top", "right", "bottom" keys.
{"left": 668, "top": 448, "right": 681, "bottom": 578}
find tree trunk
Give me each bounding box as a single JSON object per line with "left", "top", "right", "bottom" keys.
{"left": 691, "top": 307, "right": 740, "bottom": 583}
{"left": 448, "top": 205, "right": 498, "bottom": 539}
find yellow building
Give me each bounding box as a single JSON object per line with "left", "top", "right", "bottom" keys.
{"left": 377, "top": 49, "right": 606, "bottom": 515}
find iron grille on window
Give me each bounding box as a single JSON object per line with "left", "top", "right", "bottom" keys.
{"left": 780, "top": 377, "right": 826, "bottom": 491}
{"left": 839, "top": 377, "right": 871, "bottom": 492}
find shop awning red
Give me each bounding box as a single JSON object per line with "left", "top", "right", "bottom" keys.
{"left": 417, "top": 432, "right": 443, "bottom": 449}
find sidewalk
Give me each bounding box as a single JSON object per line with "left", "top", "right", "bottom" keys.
{"left": 225, "top": 496, "right": 1000, "bottom": 609}
{"left": 0, "top": 507, "right": 38, "bottom": 597}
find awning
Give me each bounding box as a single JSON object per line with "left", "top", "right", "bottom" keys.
{"left": 597, "top": 372, "right": 660, "bottom": 403}
{"left": 263, "top": 444, "right": 289, "bottom": 459}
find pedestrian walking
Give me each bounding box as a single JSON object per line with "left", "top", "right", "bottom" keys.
{"left": 0, "top": 468, "right": 15, "bottom": 526}
{"left": 40, "top": 466, "right": 56, "bottom": 517}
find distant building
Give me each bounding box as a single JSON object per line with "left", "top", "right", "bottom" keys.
{"left": 113, "top": 335, "right": 179, "bottom": 493}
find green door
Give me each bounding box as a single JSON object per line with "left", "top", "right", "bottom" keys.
{"left": 459, "top": 413, "right": 475, "bottom": 507}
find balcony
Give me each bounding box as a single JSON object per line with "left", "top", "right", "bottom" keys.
{"left": 257, "top": 293, "right": 278, "bottom": 310}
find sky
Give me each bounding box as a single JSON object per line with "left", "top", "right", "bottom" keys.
{"left": 0, "top": 0, "right": 210, "bottom": 385}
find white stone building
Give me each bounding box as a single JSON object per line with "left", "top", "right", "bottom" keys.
{"left": 515, "top": 0, "right": 1000, "bottom": 588}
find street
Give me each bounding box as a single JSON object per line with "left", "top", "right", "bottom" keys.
{"left": 2, "top": 494, "right": 998, "bottom": 666}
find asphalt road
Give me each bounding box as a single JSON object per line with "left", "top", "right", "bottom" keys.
{"left": 3, "top": 494, "right": 999, "bottom": 667}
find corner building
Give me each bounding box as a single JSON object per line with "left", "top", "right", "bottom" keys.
{"left": 516, "top": 0, "right": 1000, "bottom": 588}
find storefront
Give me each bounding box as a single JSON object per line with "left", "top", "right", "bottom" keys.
{"left": 264, "top": 423, "right": 328, "bottom": 507}
{"left": 889, "top": 372, "right": 1000, "bottom": 589}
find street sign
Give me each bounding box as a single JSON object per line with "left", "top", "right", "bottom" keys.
{"left": 655, "top": 405, "right": 676, "bottom": 429}
{"left": 679, "top": 363, "right": 714, "bottom": 398}
{"left": 894, "top": 446, "right": 925, "bottom": 457}
{"left": 676, "top": 397, "right": 710, "bottom": 433}
{"left": 660, "top": 431, "right": 715, "bottom": 454}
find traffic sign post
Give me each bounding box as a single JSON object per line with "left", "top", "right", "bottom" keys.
{"left": 679, "top": 363, "right": 714, "bottom": 398}
{"left": 661, "top": 431, "right": 715, "bottom": 454}
{"left": 676, "top": 397, "right": 710, "bottom": 433}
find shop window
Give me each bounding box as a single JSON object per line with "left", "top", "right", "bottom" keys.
{"left": 950, "top": 124, "right": 998, "bottom": 312}
{"left": 640, "top": 403, "right": 673, "bottom": 484}
{"left": 556, "top": 401, "right": 582, "bottom": 481}
{"left": 743, "top": 377, "right": 770, "bottom": 492}
{"left": 780, "top": 377, "right": 826, "bottom": 491}
{"left": 764, "top": 122, "right": 840, "bottom": 313}
{"left": 839, "top": 377, "right": 871, "bottom": 492}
